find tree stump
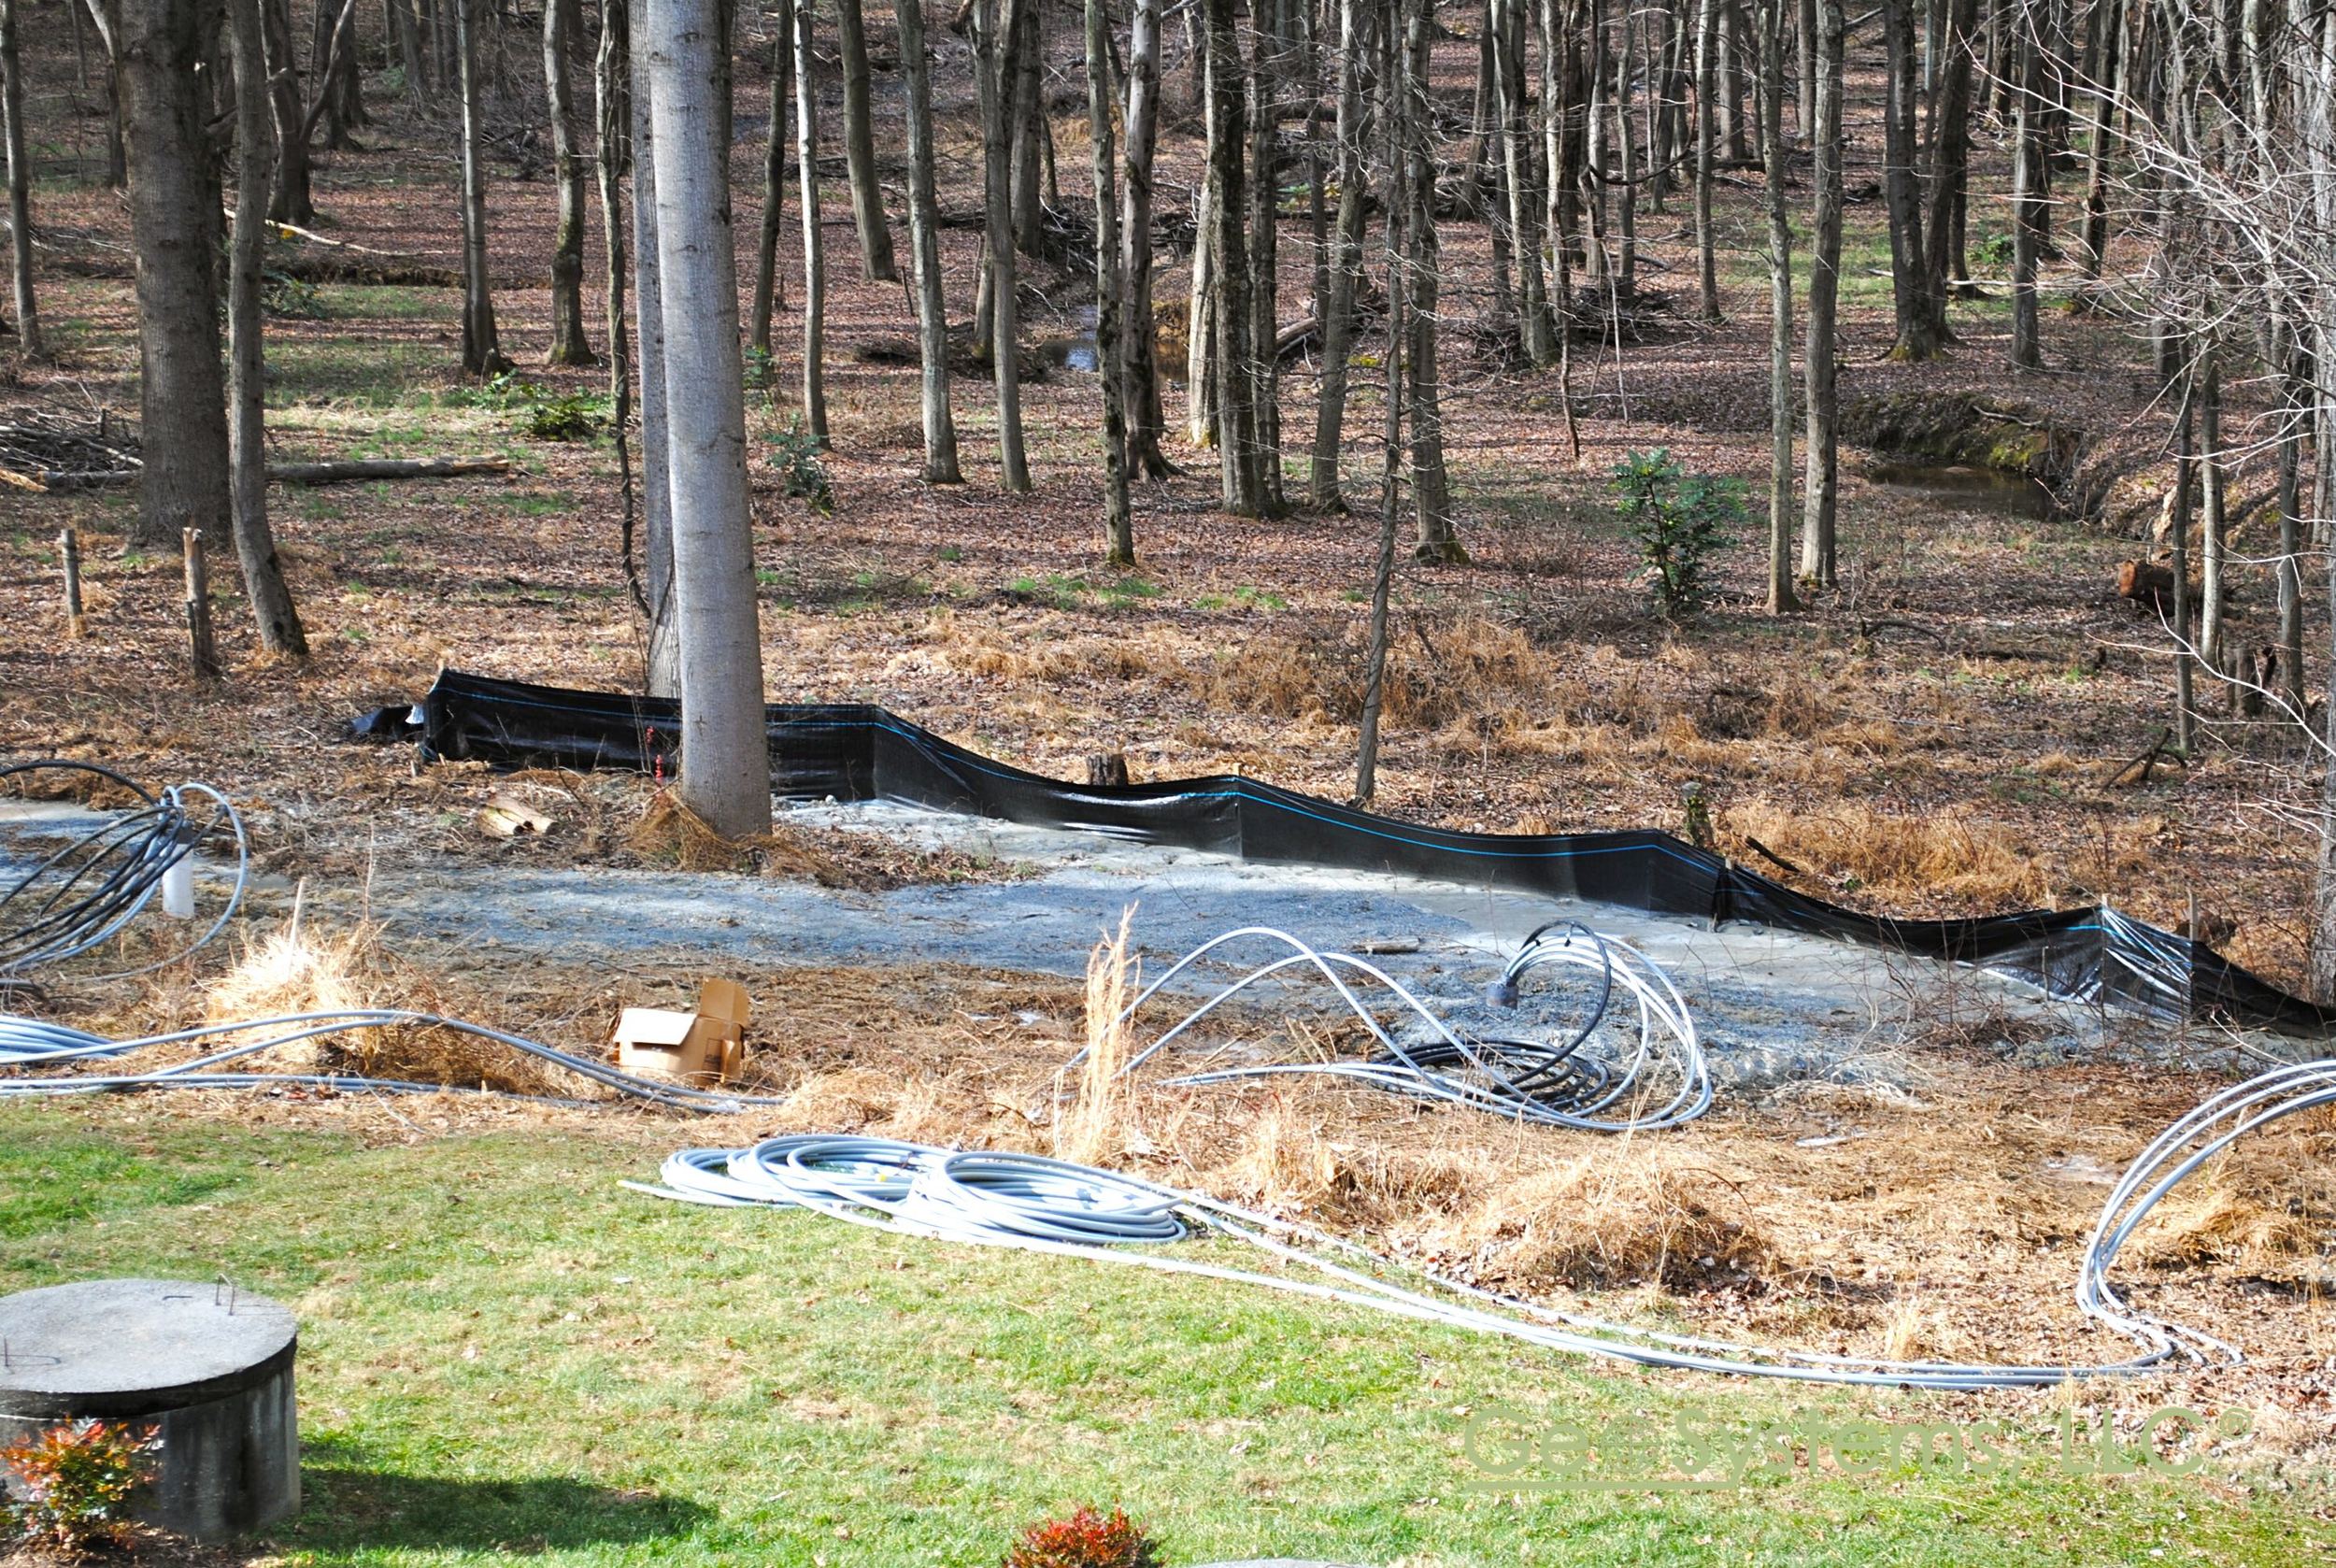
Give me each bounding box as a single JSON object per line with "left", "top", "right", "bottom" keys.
{"left": 1085, "top": 752, "right": 1131, "bottom": 788}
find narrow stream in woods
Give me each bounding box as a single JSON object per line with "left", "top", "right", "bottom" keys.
{"left": 1868, "top": 460, "right": 2058, "bottom": 520}
{"left": 1036, "top": 306, "right": 1102, "bottom": 374}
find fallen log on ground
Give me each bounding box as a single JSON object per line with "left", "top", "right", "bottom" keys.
{"left": 267, "top": 457, "right": 511, "bottom": 485}
{"left": 265, "top": 253, "right": 463, "bottom": 288}
{"left": 21, "top": 457, "right": 512, "bottom": 491}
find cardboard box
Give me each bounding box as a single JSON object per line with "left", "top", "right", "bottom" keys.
{"left": 612, "top": 978, "right": 751, "bottom": 1083}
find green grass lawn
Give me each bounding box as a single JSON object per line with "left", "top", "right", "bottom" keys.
{"left": 2, "top": 1105, "right": 2319, "bottom": 1566}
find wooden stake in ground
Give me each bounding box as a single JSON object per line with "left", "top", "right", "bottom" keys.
{"left": 59, "top": 527, "right": 83, "bottom": 636}
{"left": 182, "top": 527, "right": 218, "bottom": 678}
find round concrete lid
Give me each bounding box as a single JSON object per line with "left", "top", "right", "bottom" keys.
{"left": 0, "top": 1279, "right": 297, "bottom": 1419}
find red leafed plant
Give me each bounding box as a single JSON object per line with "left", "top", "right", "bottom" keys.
{"left": 1002, "top": 1504, "right": 1167, "bottom": 1568}
{"left": 1, "top": 1418, "right": 161, "bottom": 1551}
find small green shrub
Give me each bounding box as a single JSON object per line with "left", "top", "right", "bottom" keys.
{"left": 1002, "top": 1504, "right": 1165, "bottom": 1568}
{"left": 1, "top": 1418, "right": 161, "bottom": 1552}
{"left": 1194, "top": 585, "right": 1287, "bottom": 612}
{"left": 519, "top": 392, "right": 605, "bottom": 441}
{"left": 459, "top": 372, "right": 608, "bottom": 441}
{"left": 1609, "top": 447, "right": 1743, "bottom": 618}
{"left": 763, "top": 417, "right": 833, "bottom": 514}
{"left": 742, "top": 345, "right": 778, "bottom": 394}
{"left": 261, "top": 270, "right": 330, "bottom": 320}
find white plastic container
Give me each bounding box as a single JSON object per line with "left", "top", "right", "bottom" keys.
{"left": 160, "top": 851, "right": 195, "bottom": 919}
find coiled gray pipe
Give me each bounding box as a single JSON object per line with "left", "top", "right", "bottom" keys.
{"left": 1083, "top": 923, "right": 1711, "bottom": 1132}
{"left": 0, "top": 1007, "right": 785, "bottom": 1112}
{"left": 640, "top": 1058, "right": 2334, "bottom": 1389}
{"left": 0, "top": 762, "right": 250, "bottom": 986}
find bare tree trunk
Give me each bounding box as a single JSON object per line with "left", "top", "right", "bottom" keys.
{"left": 2008, "top": 1, "right": 2045, "bottom": 370}
{"left": 1186, "top": 171, "right": 1216, "bottom": 444}
{"left": 100, "top": 0, "right": 128, "bottom": 188}
{"left": 645, "top": 0, "right": 770, "bottom": 840}
{"left": 1545, "top": 0, "right": 1582, "bottom": 461}
{"left": 596, "top": 0, "right": 630, "bottom": 403}
{"left": 1614, "top": 0, "right": 1638, "bottom": 290}
{"left": 1480, "top": 0, "right": 1516, "bottom": 325}
{"left": 2199, "top": 349, "right": 2228, "bottom": 684}
{"left": 1246, "top": 0, "right": 1285, "bottom": 514}
{"left": 596, "top": 0, "right": 641, "bottom": 632}
{"left": 456, "top": 0, "right": 509, "bottom": 376}
{"left": 2170, "top": 366, "right": 2197, "bottom": 753}
{"left": 1648, "top": 0, "right": 1682, "bottom": 207}
{"left": 1795, "top": 0, "right": 1814, "bottom": 135}
{"left": 1086, "top": 0, "right": 1132, "bottom": 563}
{"left": 309, "top": 0, "right": 354, "bottom": 150}
{"left": 1402, "top": 0, "right": 1456, "bottom": 560}
{"left": 1692, "top": 0, "right": 1720, "bottom": 321}
{"left": 1203, "top": 0, "right": 1261, "bottom": 513}
{"left": 1120, "top": 0, "right": 1172, "bottom": 478}
{"left": 121, "top": 0, "right": 232, "bottom": 551}
{"left": 1720, "top": 0, "right": 1748, "bottom": 160}
{"left": 2074, "top": 0, "right": 2119, "bottom": 290}
{"left": 897, "top": 0, "right": 961, "bottom": 483}
{"left": 1355, "top": 25, "right": 1406, "bottom": 807}
{"left": 544, "top": 0, "right": 595, "bottom": 363}
{"left": 1008, "top": 0, "right": 1042, "bottom": 249}
{"left": 226, "top": 0, "right": 305, "bottom": 655}
{"left": 1759, "top": 0, "right": 1797, "bottom": 612}
{"left": 2277, "top": 337, "right": 2307, "bottom": 715}
{"left": 2302, "top": 12, "right": 2336, "bottom": 999}
{"left": 0, "top": 0, "right": 38, "bottom": 358}
{"left": 631, "top": 0, "right": 677, "bottom": 696}
{"left": 793, "top": 0, "right": 829, "bottom": 447}
{"left": 976, "top": 0, "right": 1032, "bottom": 488}
{"left": 1922, "top": 0, "right": 1977, "bottom": 315}
{"left": 1542, "top": 0, "right": 1571, "bottom": 267}
{"left": 392, "top": 0, "right": 427, "bottom": 101}
{"left": 835, "top": 0, "right": 899, "bottom": 281}
{"left": 1310, "top": 0, "right": 1369, "bottom": 508}
{"left": 1462, "top": 0, "right": 1497, "bottom": 215}
{"left": 1497, "top": 0, "right": 1553, "bottom": 356}
{"left": 260, "top": 0, "right": 314, "bottom": 223}
{"left": 1798, "top": 0, "right": 1842, "bottom": 585}
{"left": 1582, "top": 0, "right": 1608, "bottom": 281}
{"left": 1881, "top": 0, "right": 1937, "bottom": 357}
{"left": 749, "top": 1, "right": 790, "bottom": 353}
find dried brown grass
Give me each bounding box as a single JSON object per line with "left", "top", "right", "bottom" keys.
{"left": 2127, "top": 1130, "right": 2336, "bottom": 1274}
{"left": 1195, "top": 616, "right": 1566, "bottom": 729}
{"left": 1054, "top": 907, "right": 1141, "bottom": 1167}
{"left": 1722, "top": 799, "right": 2050, "bottom": 909}
{"left": 206, "top": 897, "right": 371, "bottom": 1025}
{"left": 200, "top": 905, "right": 568, "bottom": 1096}
{"left": 1422, "top": 1140, "right": 1774, "bottom": 1292}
